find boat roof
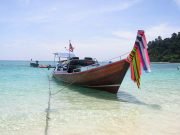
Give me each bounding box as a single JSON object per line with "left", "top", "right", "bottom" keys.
{"left": 53, "top": 52, "right": 76, "bottom": 58}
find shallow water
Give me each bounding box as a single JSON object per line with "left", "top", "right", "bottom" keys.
{"left": 0, "top": 61, "right": 180, "bottom": 135}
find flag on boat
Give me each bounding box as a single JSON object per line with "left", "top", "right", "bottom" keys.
{"left": 126, "top": 30, "right": 151, "bottom": 88}
{"left": 69, "top": 41, "right": 74, "bottom": 52}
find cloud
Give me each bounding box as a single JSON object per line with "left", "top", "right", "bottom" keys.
{"left": 146, "top": 23, "right": 180, "bottom": 40}
{"left": 18, "top": 0, "right": 31, "bottom": 6}
{"left": 112, "top": 23, "right": 180, "bottom": 42}
{"left": 174, "top": 0, "right": 180, "bottom": 7}
{"left": 1, "top": 0, "right": 141, "bottom": 24}
{"left": 112, "top": 31, "right": 135, "bottom": 40}
{"left": 24, "top": 6, "right": 58, "bottom": 23}
{"left": 25, "top": 14, "right": 50, "bottom": 23}
{"left": 61, "top": 0, "right": 142, "bottom": 22}
{"left": 91, "top": 0, "right": 142, "bottom": 13}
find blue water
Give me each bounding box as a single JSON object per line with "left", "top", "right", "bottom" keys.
{"left": 0, "top": 61, "right": 180, "bottom": 135}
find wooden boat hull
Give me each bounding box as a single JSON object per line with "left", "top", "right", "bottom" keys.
{"left": 53, "top": 59, "right": 130, "bottom": 93}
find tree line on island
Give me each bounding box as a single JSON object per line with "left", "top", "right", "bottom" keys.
{"left": 148, "top": 32, "right": 180, "bottom": 62}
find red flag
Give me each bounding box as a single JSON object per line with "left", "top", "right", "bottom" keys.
{"left": 69, "top": 42, "right": 74, "bottom": 52}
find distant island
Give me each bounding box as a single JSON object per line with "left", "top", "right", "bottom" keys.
{"left": 148, "top": 32, "right": 180, "bottom": 62}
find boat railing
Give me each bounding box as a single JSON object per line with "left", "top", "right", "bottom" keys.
{"left": 103, "top": 52, "right": 130, "bottom": 63}
{"left": 72, "top": 52, "right": 130, "bottom": 73}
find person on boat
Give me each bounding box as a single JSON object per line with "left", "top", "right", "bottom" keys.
{"left": 56, "top": 62, "right": 62, "bottom": 71}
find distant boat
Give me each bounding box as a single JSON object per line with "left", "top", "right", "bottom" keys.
{"left": 30, "top": 60, "right": 39, "bottom": 67}
{"left": 38, "top": 65, "right": 55, "bottom": 68}
{"left": 53, "top": 30, "right": 151, "bottom": 93}
{"left": 30, "top": 59, "right": 55, "bottom": 68}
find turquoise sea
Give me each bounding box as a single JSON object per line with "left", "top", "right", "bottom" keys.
{"left": 0, "top": 61, "right": 180, "bottom": 135}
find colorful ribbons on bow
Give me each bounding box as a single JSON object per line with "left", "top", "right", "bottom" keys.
{"left": 127, "top": 30, "right": 151, "bottom": 88}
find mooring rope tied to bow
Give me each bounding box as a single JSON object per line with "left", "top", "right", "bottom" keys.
{"left": 44, "top": 73, "right": 76, "bottom": 135}
{"left": 51, "top": 81, "right": 75, "bottom": 96}
{"left": 34, "top": 64, "right": 76, "bottom": 135}
{"left": 44, "top": 75, "right": 51, "bottom": 135}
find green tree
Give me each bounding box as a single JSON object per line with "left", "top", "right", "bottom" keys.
{"left": 148, "top": 32, "right": 180, "bottom": 62}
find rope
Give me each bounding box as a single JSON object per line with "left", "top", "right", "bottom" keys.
{"left": 44, "top": 72, "right": 77, "bottom": 135}
{"left": 51, "top": 81, "right": 75, "bottom": 96}
{"left": 34, "top": 68, "right": 53, "bottom": 135}
{"left": 44, "top": 75, "right": 51, "bottom": 135}
{"left": 102, "top": 52, "right": 130, "bottom": 62}
{"left": 34, "top": 65, "right": 78, "bottom": 135}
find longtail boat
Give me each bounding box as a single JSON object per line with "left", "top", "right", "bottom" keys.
{"left": 30, "top": 60, "right": 39, "bottom": 67}
{"left": 53, "top": 30, "right": 151, "bottom": 93}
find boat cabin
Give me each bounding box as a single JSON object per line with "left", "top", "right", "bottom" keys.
{"left": 53, "top": 52, "right": 98, "bottom": 73}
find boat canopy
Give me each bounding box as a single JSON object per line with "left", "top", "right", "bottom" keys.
{"left": 53, "top": 52, "right": 76, "bottom": 58}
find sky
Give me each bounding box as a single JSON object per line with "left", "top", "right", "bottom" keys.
{"left": 0, "top": 0, "right": 180, "bottom": 61}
